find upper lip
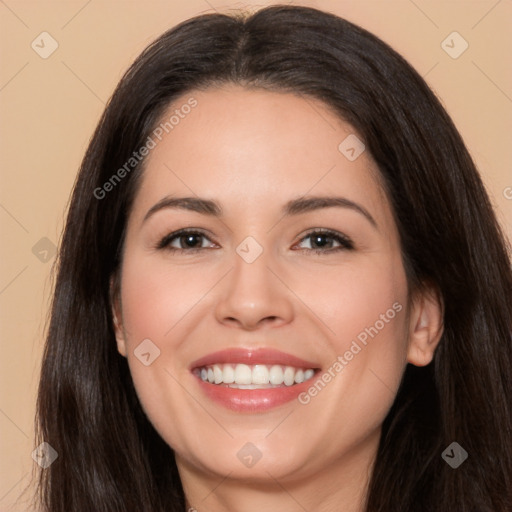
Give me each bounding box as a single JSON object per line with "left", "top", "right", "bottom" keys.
{"left": 190, "top": 348, "right": 320, "bottom": 370}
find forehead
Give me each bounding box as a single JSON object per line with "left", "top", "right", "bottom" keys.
{"left": 131, "top": 85, "right": 390, "bottom": 226}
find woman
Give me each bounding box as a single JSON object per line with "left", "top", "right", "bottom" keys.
{"left": 35, "top": 5, "right": 512, "bottom": 511}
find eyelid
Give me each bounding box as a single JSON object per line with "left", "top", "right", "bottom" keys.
{"left": 293, "top": 228, "right": 354, "bottom": 252}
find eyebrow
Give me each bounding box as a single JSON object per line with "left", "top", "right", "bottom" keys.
{"left": 143, "top": 195, "right": 378, "bottom": 229}
{"left": 143, "top": 196, "right": 222, "bottom": 222}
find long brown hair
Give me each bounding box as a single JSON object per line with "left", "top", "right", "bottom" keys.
{"left": 35, "top": 5, "right": 512, "bottom": 511}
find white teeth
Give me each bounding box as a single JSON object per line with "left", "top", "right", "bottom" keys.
{"left": 252, "top": 365, "right": 270, "bottom": 385}
{"left": 198, "top": 363, "right": 317, "bottom": 387}
{"left": 213, "top": 365, "right": 223, "bottom": 384}
{"left": 234, "top": 364, "right": 252, "bottom": 385}
{"left": 269, "top": 365, "right": 284, "bottom": 385}
{"left": 222, "top": 364, "right": 235, "bottom": 384}
{"left": 304, "top": 369, "right": 315, "bottom": 380}
{"left": 283, "top": 366, "right": 295, "bottom": 386}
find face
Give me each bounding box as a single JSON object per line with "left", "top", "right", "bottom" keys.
{"left": 112, "top": 86, "right": 441, "bottom": 489}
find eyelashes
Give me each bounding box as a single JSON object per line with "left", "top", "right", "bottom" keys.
{"left": 156, "top": 228, "right": 216, "bottom": 252}
{"left": 156, "top": 228, "right": 354, "bottom": 254}
{"left": 297, "top": 229, "right": 354, "bottom": 252}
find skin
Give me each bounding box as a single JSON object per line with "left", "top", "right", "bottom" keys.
{"left": 112, "top": 86, "right": 443, "bottom": 512}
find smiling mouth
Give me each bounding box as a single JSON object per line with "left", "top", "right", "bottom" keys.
{"left": 194, "top": 363, "right": 317, "bottom": 389}
{"left": 189, "top": 348, "right": 322, "bottom": 411}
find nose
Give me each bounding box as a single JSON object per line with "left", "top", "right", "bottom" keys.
{"left": 214, "top": 249, "right": 295, "bottom": 330}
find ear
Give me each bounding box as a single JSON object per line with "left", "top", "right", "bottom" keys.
{"left": 110, "top": 275, "right": 127, "bottom": 357}
{"left": 406, "top": 285, "right": 444, "bottom": 366}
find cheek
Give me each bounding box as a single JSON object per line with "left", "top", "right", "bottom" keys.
{"left": 292, "top": 251, "right": 408, "bottom": 355}
{"left": 290, "top": 254, "right": 410, "bottom": 433}
{"left": 117, "top": 254, "right": 209, "bottom": 451}
{"left": 119, "top": 254, "right": 213, "bottom": 342}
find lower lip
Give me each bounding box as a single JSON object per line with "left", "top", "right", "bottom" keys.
{"left": 194, "top": 374, "right": 316, "bottom": 412}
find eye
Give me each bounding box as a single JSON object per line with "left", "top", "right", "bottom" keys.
{"left": 157, "top": 229, "right": 217, "bottom": 252}
{"left": 293, "top": 229, "right": 354, "bottom": 253}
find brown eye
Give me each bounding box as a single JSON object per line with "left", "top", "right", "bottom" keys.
{"left": 157, "top": 229, "right": 216, "bottom": 252}
{"left": 294, "top": 230, "right": 354, "bottom": 252}
{"left": 176, "top": 233, "right": 204, "bottom": 249}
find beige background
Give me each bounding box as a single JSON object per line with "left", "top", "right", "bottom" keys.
{"left": 0, "top": 0, "right": 510, "bottom": 509}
